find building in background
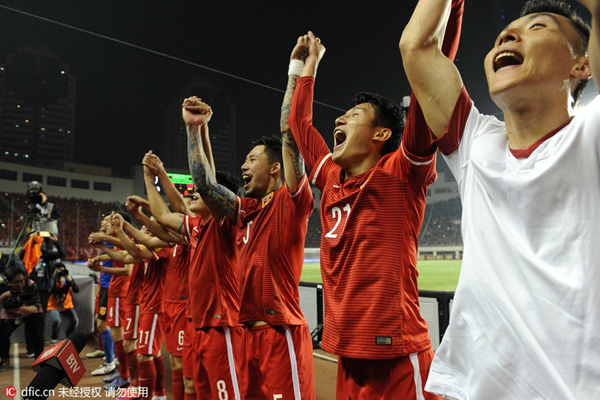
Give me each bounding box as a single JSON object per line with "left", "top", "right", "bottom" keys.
{"left": 163, "top": 77, "right": 237, "bottom": 175}
{"left": 0, "top": 42, "right": 76, "bottom": 169}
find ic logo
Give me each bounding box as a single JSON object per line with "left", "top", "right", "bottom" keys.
{"left": 5, "top": 386, "right": 17, "bottom": 398}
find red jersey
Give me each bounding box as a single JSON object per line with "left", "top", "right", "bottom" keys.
{"left": 163, "top": 244, "right": 190, "bottom": 303}
{"left": 126, "top": 262, "right": 144, "bottom": 304}
{"left": 235, "top": 176, "right": 314, "bottom": 325}
{"left": 139, "top": 247, "right": 170, "bottom": 314}
{"left": 108, "top": 260, "right": 130, "bottom": 298}
{"left": 289, "top": 76, "right": 437, "bottom": 359}
{"left": 183, "top": 215, "right": 240, "bottom": 328}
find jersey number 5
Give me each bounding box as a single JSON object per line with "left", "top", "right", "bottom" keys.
{"left": 325, "top": 204, "right": 351, "bottom": 239}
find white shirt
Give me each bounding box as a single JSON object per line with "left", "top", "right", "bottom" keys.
{"left": 426, "top": 91, "right": 600, "bottom": 400}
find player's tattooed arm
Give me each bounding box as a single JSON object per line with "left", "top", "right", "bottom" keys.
{"left": 187, "top": 125, "right": 237, "bottom": 219}
{"left": 281, "top": 35, "right": 310, "bottom": 190}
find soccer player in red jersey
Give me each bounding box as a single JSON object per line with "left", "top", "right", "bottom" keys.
{"left": 144, "top": 99, "right": 245, "bottom": 400}
{"left": 185, "top": 93, "right": 315, "bottom": 399}
{"left": 91, "top": 213, "right": 172, "bottom": 400}
{"left": 87, "top": 214, "right": 133, "bottom": 386}
{"left": 287, "top": 8, "right": 463, "bottom": 397}
{"left": 134, "top": 155, "right": 199, "bottom": 400}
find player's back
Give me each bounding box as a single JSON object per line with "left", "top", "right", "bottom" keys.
{"left": 139, "top": 247, "right": 170, "bottom": 314}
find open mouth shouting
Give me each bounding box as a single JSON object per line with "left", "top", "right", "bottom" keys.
{"left": 242, "top": 173, "right": 252, "bottom": 190}
{"left": 493, "top": 51, "right": 524, "bottom": 72}
{"left": 334, "top": 129, "right": 347, "bottom": 149}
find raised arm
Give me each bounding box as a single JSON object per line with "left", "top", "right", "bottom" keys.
{"left": 90, "top": 246, "right": 137, "bottom": 265}
{"left": 89, "top": 232, "right": 120, "bottom": 247}
{"left": 400, "top": 0, "right": 464, "bottom": 138}
{"left": 125, "top": 196, "right": 184, "bottom": 244}
{"left": 287, "top": 31, "right": 333, "bottom": 175}
{"left": 281, "top": 36, "right": 310, "bottom": 190}
{"left": 122, "top": 219, "right": 171, "bottom": 249}
{"left": 143, "top": 151, "right": 194, "bottom": 216}
{"left": 110, "top": 213, "right": 155, "bottom": 260}
{"left": 140, "top": 166, "right": 189, "bottom": 239}
{"left": 184, "top": 97, "right": 237, "bottom": 220}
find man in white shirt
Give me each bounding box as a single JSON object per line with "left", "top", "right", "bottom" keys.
{"left": 401, "top": 0, "right": 600, "bottom": 399}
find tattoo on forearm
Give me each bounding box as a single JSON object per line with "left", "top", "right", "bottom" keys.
{"left": 187, "top": 126, "right": 237, "bottom": 216}
{"left": 281, "top": 75, "right": 305, "bottom": 182}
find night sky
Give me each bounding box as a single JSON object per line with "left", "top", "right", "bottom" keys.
{"left": 0, "top": 1, "right": 594, "bottom": 176}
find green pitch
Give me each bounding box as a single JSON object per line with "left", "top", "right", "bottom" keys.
{"left": 301, "top": 259, "right": 462, "bottom": 292}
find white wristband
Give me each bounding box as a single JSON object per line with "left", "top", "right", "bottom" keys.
{"left": 288, "top": 59, "right": 305, "bottom": 77}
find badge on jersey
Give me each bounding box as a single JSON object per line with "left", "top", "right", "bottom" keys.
{"left": 261, "top": 192, "right": 274, "bottom": 208}
{"left": 375, "top": 336, "right": 392, "bottom": 345}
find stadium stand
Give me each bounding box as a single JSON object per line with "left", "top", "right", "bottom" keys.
{"left": 419, "top": 197, "right": 463, "bottom": 246}
{"left": 0, "top": 192, "right": 122, "bottom": 260}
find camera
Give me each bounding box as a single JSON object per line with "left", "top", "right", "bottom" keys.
{"left": 26, "top": 181, "right": 43, "bottom": 205}
{"left": 3, "top": 294, "right": 23, "bottom": 310}
{"left": 58, "top": 268, "right": 69, "bottom": 277}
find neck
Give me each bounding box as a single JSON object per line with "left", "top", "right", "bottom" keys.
{"left": 343, "top": 153, "right": 381, "bottom": 180}
{"left": 264, "top": 181, "right": 283, "bottom": 197}
{"left": 496, "top": 91, "right": 573, "bottom": 149}
{"left": 198, "top": 209, "right": 211, "bottom": 222}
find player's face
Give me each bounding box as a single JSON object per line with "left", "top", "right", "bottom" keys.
{"left": 241, "top": 145, "right": 273, "bottom": 199}
{"left": 189, "top": 192, "right": 207, "bottom": 214}
{"left": 100, "top": 216, "right": 112, "bottom": 234}
{"left": 484, "top": 12, "right": 583, "bottom": 103}
{"left": 332, "top": 103, "right": 378, "bottom": 168}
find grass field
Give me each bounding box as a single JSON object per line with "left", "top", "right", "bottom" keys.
{"left": 301, "top": 259, "right": 462, "bottom": 291}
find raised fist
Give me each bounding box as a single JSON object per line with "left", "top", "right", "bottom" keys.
{"left": 182, "top": 96, "right": 213, "bottom": 127}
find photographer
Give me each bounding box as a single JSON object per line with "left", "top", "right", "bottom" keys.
{"left": 47, "top": 263, "right": 79, "bottom": 345}
{"left": 0, "top": 266, "right": 44, "bottom": 371}
{"left": 24, "top": 181, "right": 59, "bottom": 236}
{"left": 21, "top": 231, "right": 66, "bottom": 313}
{"left": 33, "top": 191, "right": 60, "bottom": 236}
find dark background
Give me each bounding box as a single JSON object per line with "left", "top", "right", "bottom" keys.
{"left": 0, "top": 1, "right": 594, "bottom": 175}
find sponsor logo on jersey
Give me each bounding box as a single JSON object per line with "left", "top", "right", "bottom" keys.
{"left": 261, "top": 192, "right": 274, "bottom": 208}
{"left": 375, "top": 336, "right": 392, "bottom": 345}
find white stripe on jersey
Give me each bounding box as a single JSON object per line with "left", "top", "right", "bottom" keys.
{"left": 284, "top": 326, "right": 302, "bottom": 400}
{"left": 148, "top": 314, "right": 158, "bottom": 355}
{"left": 224, "top": 327, "right": 241, "bottom": 400}
{"left": 409, "top": 352, "right": 426, "bottom": 400}
{"left": 311, "top": 153, "right": 332, "bottom": 185}
{"left": 115, "top": 297, "right": 120, "bottom": 327}
{"left": 401, "top": 143, "right": 434, "bottom": 166}
{"left": 290, "top": 174, "right": 308, "bottom": 198}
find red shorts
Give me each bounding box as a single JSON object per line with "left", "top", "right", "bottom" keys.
{"left": 137, "top": 313, "right": 165, "bottom": 356}
{"left": 164, "top": 302, "right": 187, "bottom": 356}
{"left": 194, "top": 326, "right": 243, "bottom": 400}
{"left": 123, "top": 302, "right": 139, "bottom": 340}
{"left": 239, "top": 324, "right": 315, "bottom": 400}
{"left": 337, "top": 348, "right": 440, "bottom": 400}
{"left": 107, "top": 296, "right": 126, "bottom": 328}
{"left": 182, "top": 319, "right": 195, "bottom": 379}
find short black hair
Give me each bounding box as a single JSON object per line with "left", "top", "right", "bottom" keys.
{"left": 520, "top": 0, "right": 590, "bottom": 104}
{"left": 353, "top": 92, "right": 405, "bottom": 156}
{"left": 251, "top": 135, "right": 283, "bottom": 169}
{"left": 5, "top": 265, "right": 27, "bottom": 282}
{"left": 216, "top": 170, "right": 240, "bottom": 193}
